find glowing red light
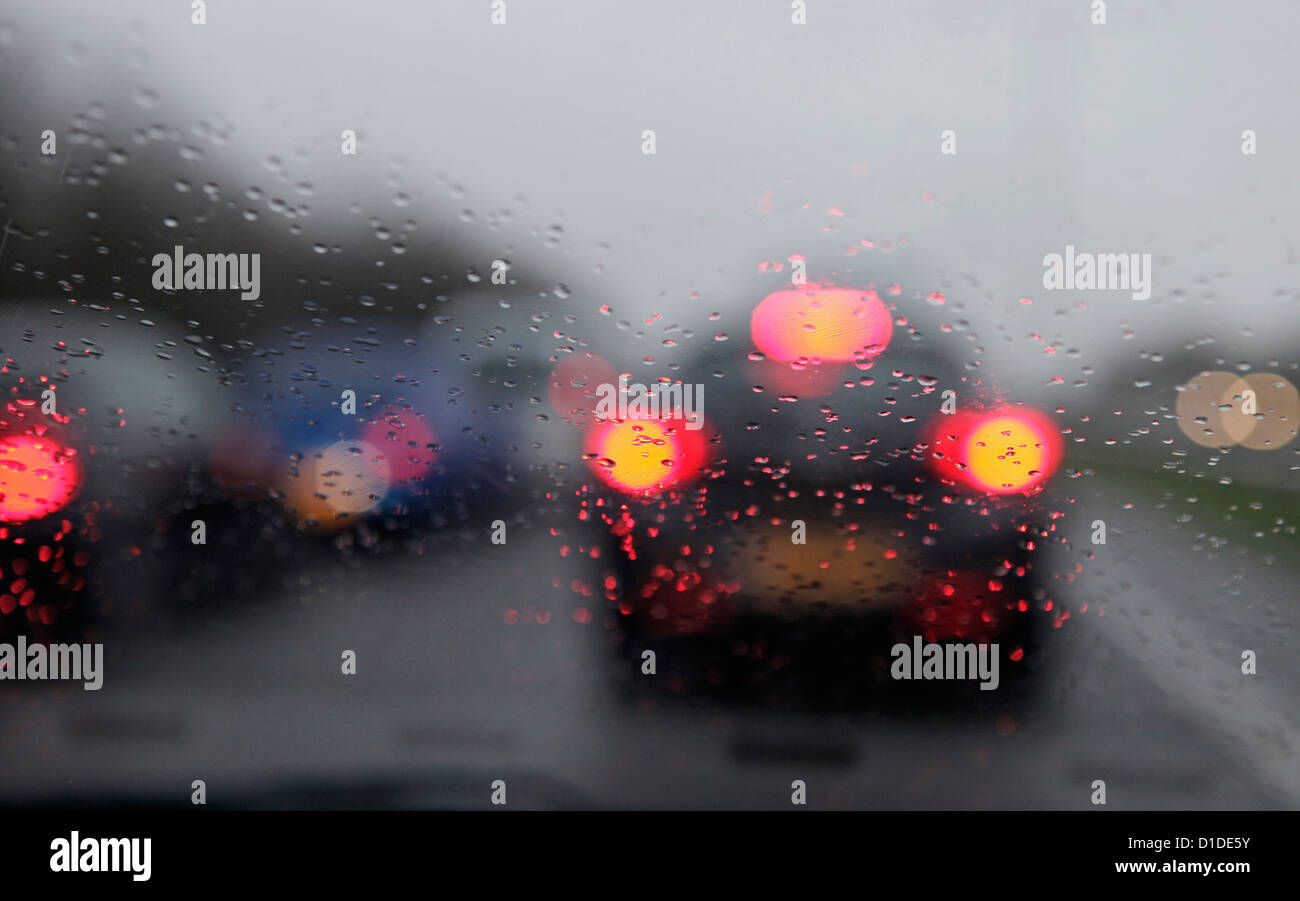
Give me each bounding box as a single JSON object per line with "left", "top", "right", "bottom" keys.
{"left": 926, "top": 406, "right": 1062, "bottom": 494}
{"left": 751, "top": 285, "right": 893, "bottom": 363}
{"left": 361, "top": 411, "right": 438, "bottom": 485}
{"left": 0, "top": 435, "right": 83, "bottom": 522}
{"left": 584, "top": 417, "right": 709, "bottom": 495}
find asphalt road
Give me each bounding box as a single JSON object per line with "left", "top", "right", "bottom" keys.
{"left": 0, "top": 472, "right": 1294, "bottom": 810}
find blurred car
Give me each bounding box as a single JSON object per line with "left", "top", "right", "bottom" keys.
{"left": 573, "top": 273, "right": 1067, "bottom": 708}
{"left": 161, "top": 319, "right": 456, "bottom": 609}
{"left": 0, "top": 300, "right": 223, "bottom": 641}
{"left": 161, "top": 291, "right": 591, "bottom": 609}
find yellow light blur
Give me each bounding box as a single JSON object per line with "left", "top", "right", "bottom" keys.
{"left": 963, "top": 415, "right": 1055, "bottom": 493}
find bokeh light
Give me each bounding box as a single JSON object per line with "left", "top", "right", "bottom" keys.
{"left": 584, "top": 417, "right": 708, "bottom": 495}
{"left": 0, "top": 434, "right": 83, "bottom": 523}
{"left": 751, "top": 285, "right": 893, "bottom": 363}
{"left": 361, "top": 410, "right": 438, "bottom": 486}
{"left": 1181, "top": 371, "right": 1299, "bottom": 451}
{"left": 313, "top": 440, "right": 392, "bottom": 514}
{"left": 1234, "top": 373, "right": 1299, "bottom": 450}
{"left": 926, "top": 407, "right": 1062, "bottom": 495}
{"left": 1175, "top": 370, "right": 1250, "bottom": 448}
{"left": 279, "top": 439, "right": 392, "bottom": 530}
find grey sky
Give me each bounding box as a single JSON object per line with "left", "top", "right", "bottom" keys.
{"left": 12, "top": 0, "right": 1299, "bottom": 397}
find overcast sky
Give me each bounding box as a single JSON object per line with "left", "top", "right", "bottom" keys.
{"left": 10, "top": 0, "right": 1299, "bottom": 397}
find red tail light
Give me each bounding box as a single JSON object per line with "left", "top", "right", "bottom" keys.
{"left": 0, "top": 434, "right": 83, "bottom": 523}
{"left": 925, "top": 406, "right": 1062, "bottom": 495}
{"left": 584, "top": 416, "right": 710, "bottom": 496}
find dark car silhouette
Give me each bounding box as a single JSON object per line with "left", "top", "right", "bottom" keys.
{"left": 573, "top": 270, "right": 1068, "bottom": 708}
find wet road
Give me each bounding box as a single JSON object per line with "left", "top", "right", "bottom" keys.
{"left": 0, "top": 470, "right": 1294, "bottom": 810}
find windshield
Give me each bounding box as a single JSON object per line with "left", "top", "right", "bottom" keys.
{"left": 0, "top": 0, "right": 1296, "bottom": 813}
